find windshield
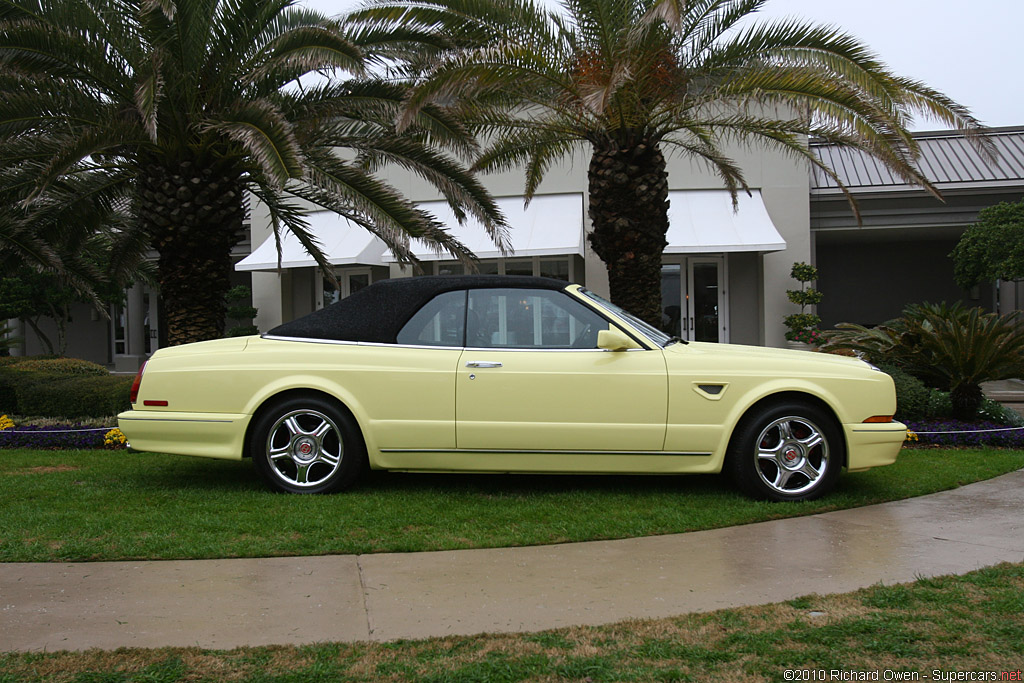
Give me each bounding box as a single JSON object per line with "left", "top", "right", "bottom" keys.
{"left": 578, "top": 288, "right": 672, "bottom": 348}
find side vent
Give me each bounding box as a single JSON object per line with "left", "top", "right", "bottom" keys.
{"left": 693, "top": 383, "right": 728, "bottom": 400}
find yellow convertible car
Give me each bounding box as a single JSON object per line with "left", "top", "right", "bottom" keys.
{"left": 118, "top": 275, "right": 905, "bottom": 501}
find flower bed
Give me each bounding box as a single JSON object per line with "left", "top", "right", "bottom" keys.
{"left": 0, "top": 416, "right": 125, "bottom": 449}
{"left": 905, "top": 419, "right": 1024, "bottom": 448}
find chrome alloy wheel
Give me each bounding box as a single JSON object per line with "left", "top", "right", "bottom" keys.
{"left": 754, "top": 415, "right": 830, "bottom": 496}
{"left": 265, "top": 409, "right": 344, "bottom": 488}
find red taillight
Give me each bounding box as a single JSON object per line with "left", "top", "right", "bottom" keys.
{"left": 863, "top": 415, "right": 894, "bottom": 423}
{"left": 129, "top": 361, "right": 147, "bottom": 404}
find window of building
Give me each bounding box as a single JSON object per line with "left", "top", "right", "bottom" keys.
{"left": 322, "top": 268, "right": 374, "bottom": 308}
{"left": 429, "top": 256, "right": 577, "bottom": 281}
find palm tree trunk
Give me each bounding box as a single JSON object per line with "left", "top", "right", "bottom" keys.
{"left": 587, "top": 139, "right": 669, "bottom": 327}
{"left": 136, "top": 159, "right": 246, "bottom": 346}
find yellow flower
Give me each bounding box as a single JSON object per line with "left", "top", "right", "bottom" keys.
{"left": 0, "top": 414, "right": 14, "bottom": 431}
{"left": 905, "top": 430, "right": 918, "bottom": 442}
{"left": 103, "top": 428, "right": 127, "bottom": 448}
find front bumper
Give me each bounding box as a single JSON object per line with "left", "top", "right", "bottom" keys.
{"left": 117, "top": 410, "right": 251, "bottom": 461}
{"left": 844, "top": 421, "right": 908, "bottom": 471}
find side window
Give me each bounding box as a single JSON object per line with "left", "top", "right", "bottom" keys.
{"left": 467, "top": 288, "right": 608, "bottom": 349}
{"left": 397, "top": 290, "right": 466, "bottom": 346}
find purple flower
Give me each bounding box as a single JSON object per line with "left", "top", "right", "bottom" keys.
{"left": 903, "top": 419, "right": 1024, "bottom": 448}
{"left": 0, "top": 424, "right": 109, "bottom": 450}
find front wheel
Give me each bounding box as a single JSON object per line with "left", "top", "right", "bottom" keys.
{"left": 250, "top": 396, "right": 366, "bottom": 494}
{"left": 726, "top": 402, "right": 843, "bottom": 502}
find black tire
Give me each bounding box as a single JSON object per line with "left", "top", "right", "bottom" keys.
{"left": 250, "top": 395, "right": 366, "bottom": 494}
{"left": 725, "top": 401, "right": 844, "bottom": 502}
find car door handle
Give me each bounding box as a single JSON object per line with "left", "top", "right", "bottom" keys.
{"left": 465, "top": 361, "right": 503, "bottom": 368}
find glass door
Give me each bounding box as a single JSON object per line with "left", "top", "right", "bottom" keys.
{"left": 321, "top": 268, "right": 373, "bottom": 308}
{"left": 660, "top": 258, "right": 727, "bottom": 342}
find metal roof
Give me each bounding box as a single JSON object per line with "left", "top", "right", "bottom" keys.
{"left": 810, "top": 126, "right": 1024, "bottom": 193}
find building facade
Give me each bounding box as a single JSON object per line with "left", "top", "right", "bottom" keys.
{"left": 811, "top": 126, "right": 1024, "bottom": 327}
{"left": 240, "top": 142, "right": 809, "bottom": 352}
{"left": 7, "top": 127, "right": 1023, "bottom": 368}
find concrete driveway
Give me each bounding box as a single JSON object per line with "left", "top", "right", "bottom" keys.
{"left": 2, "top": 470, "right": 1022, "bottom": 651}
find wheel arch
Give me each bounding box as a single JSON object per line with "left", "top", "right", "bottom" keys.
{"left": 726, "top": 391, "right": 848, "bottom": 468}
{"left": 242, "top": 387, "right": 367, "bottom": 461}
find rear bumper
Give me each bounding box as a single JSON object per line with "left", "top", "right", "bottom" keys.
{"left": 844, "top": 421, "right": 907, "bottom": 471}
{"left": 117, "top": 410, "right": 250, "bottom": 461}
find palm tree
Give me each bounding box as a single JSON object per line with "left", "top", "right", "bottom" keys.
{"left": 0, "top": 160, "right": 149, "bottom": 307}
{"left": 0, "top": 0, "right": 507, "bottom": 345}
{"left": 349, "top": 0, "right": 991, "bottom": 325}
{"left": 825, "top": 302, "right": 1024, "bottom": 420}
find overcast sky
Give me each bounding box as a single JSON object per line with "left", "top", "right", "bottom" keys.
{"left": 304, "top": 0, "right": 1019, "bottom": 131}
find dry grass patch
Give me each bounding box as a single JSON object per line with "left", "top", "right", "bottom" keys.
{"left": 7, "top": 465, "right": 80, "bottom": 475}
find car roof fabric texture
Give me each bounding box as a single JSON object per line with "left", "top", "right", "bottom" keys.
{"left": 266, "top": 275, "right": 569, "bottom": 343}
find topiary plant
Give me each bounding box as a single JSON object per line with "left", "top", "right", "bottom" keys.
{"left": 783, "top": 262, "right": 823, "bottom": 342}
{"left": 225, "top": 285, "right": 259, "bottom": 337}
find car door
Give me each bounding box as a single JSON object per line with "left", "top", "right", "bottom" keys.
{"left": 367, "top": 289, "right": 466, "bottom": 454}
{"left": 455, "top": 287, "right": 668, "bottom": 453}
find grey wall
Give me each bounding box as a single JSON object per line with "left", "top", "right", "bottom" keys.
{"left": 727, "top": 252, "right": 763, "bottom": 345}
{"left": 816, "top": 238, "right": 992, "bottom": 327}
{"left": 20, "top": 302, "right": 111, "bottom": 361}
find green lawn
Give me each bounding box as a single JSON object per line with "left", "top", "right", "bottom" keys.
{"left": 1, "top": 447, "right": 1021, "bottom": 562}
{"left": 2, "top": 562, "right": 1022, "bottom": 681}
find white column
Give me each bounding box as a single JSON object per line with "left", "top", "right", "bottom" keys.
{"left": 114, "top": 284, "right": 146, "bottom": 372}
{"left": 5, "top": 318, "right": 26, "bottom": 356}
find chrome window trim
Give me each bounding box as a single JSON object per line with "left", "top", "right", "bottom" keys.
{"left": 564, "top": 285, "right": 661, "bottom": 349}
{"left": 261, "top": 334, "right": 463, "bottom": 351}
{"left": 260, "top": 334, "right": 645, "bottom": 352}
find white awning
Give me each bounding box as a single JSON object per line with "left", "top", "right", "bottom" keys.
{"left": 665, "top": 189, "right": 786, "bottom": 254}
{"left": 235, "top": 212, "right": 387, "bottom": 272}
{"left": 385, "top": 193, "right": 585, "bottom": 262}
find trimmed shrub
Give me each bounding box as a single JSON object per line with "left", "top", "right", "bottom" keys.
{"left": 0, "top": 355, "right": 57, "bottom": 367}
{"left": 8, "top": 357, "right": 108, "bottom": 376}
{"left": 878, "top": 362, "right": 950, "bottom": 422}
{"left": 13, "top": 373, "right": 133, "bottom": 418}
{"left": 0, "top": 367, "right": 132, "bottom": 418}
{"left": 0, "top": 368, "right": 17, "bottom": 412}
{"left": 977, "top": 398, "right": 1024, "bottom": 427}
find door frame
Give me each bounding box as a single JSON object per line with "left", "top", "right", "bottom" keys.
{"left": 662, "top": 256, "right": 729, "bottom": 343}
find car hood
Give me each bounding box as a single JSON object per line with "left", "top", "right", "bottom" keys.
{"left": 665, "top": 341, "right": 872, "bottom": 370}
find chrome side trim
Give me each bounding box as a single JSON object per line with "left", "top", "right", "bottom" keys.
{"left": 379, "top": 448, "right": 711, "bottom": 457}
{"left": 851, "top": 427, "right": 908, "bottom": 433}
{"left": 118, "top": 417, "right": 235, "bottom": 424}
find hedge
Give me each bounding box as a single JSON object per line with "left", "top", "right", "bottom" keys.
{"left": 0, "top": 357, "right": 132, "bottom": 419}
{"left": 5, "top": 357, "right": 109, "bottom": 376}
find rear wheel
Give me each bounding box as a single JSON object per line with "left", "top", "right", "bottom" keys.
{"left": 726, "top": 402, "right": 843, "bottom": 501}
{"left": 250, "top": 396, "right": 365, "bottom": 494}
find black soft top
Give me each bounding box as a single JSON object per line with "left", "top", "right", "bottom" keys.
{"left": 266, "top": 274, "right": 570, "bottom": 343}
